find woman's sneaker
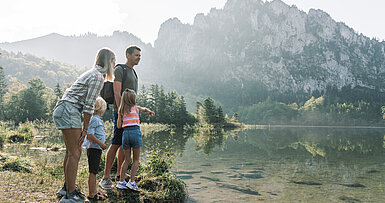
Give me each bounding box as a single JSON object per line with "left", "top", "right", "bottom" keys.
{"left": 56, "top": 184, "right": 67, "bottom": 196}
{"left": 126, "top": 181, "right": 139, "bottom": 191}
{"left": 98, "top": 178, "right": 113, "bottom": 189}
{"left": 116, "top": 181, "right": 128, "bottom": 189}
{"left": 60, "top": 188, "right": 85, "bottom": 203}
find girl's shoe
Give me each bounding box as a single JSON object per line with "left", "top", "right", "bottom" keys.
{"left": 116, "top": 181, "right": 128, "bottom": 189}
{"left": 126, "top": 181, "right": 139, "bottom": 191}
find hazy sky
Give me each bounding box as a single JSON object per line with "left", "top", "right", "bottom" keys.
{"left": 1, "top": 0, "right": 384, "bottom": 44}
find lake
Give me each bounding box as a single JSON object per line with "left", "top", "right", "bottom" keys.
{"left": 5, "top": 125, "right": 385, "bottom": 202}
{"left": 162, "top": 126, "right": 385, "bottom": 202}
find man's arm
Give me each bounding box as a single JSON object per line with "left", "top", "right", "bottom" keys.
{"left": 114, "top": 81, "right": 122, "bottom": 108}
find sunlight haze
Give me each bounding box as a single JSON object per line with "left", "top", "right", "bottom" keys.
{"left": 0, "top": 0, "right": 384, "bottom": 44}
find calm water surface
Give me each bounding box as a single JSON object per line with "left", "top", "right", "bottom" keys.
{"left": 167, "top": 127, "right": 385, "bottom": 202}
{"left": 7, "top": 126, "right": 385, "bottom": 202}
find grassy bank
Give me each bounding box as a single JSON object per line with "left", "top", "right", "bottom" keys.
{"left": 0, "top": 121, "right": 187, "bottom": 202}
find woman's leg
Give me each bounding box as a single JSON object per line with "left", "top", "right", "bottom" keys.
{"left": 62, "top": 128, "right": 82, "bottom": 193}
{"left": 119, "top": 148, "right": 131, "bottom": 182}
{"left": 63, "top": 148, "right": 68, "bottom": 185}
{"left": 130, "top": 147, "right": 140, "bottom": 182}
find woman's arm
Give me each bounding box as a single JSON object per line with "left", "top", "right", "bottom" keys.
{"left": 79, "top": 113, "right": 92, "bottom": 146}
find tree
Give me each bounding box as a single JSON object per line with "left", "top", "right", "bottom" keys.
{"left": 0, "top": 66, "right": 7, "bottom": 120}
{"left": 4, "top": 78, "right": 48, "bottom": 123}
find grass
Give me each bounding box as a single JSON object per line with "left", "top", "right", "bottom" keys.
{"left": 0, "top": 121, "right": 187, "bottom": 202}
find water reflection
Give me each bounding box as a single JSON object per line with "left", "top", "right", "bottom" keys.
{"left": 173, "top": 127, "right": 385, "bottom": 202}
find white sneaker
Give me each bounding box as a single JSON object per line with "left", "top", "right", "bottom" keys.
{"left": 98, "top": 178, "right": 113, "bottom": 189}
{"left": 126, "top": 181, "right": 139, "bottom": 191}
{"left": 116, "top": 181, "right": 128, "bottom": 189}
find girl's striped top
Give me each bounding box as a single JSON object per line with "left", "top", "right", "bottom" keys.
{"left": 122, "top": 106, "right": 140, "bottom": 127}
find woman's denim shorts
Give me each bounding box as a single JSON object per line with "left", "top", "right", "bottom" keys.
{"left": 53, "top": 101, "right": 82, "bottom": 129}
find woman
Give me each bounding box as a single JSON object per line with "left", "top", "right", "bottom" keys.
{"left": 53, "top": 48, "right": 115, "bottom": 202}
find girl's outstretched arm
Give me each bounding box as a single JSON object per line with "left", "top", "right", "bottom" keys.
{"left": 137, "top": 106, "right": 155, "bottom": 117}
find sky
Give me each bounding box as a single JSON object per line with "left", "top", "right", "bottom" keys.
{"left": 0, "top": 0, "right": 384, "bottom": 44}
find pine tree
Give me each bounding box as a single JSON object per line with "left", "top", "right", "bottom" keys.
{"left": 0, "top": 66, "right": 7, "bottom": 120}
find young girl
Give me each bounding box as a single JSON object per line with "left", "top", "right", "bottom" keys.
{"left": 82, "top": 97, "right": 108, "bottom": 200}
{"left": 116, "top": 88, "right": 154, "bottom": 191}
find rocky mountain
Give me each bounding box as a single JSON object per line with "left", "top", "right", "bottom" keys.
{"left": 1, "top": 0, "right": 385, "bottom": 108}
{"left": 154, "top": 0, "right": 385, "bottom": 106}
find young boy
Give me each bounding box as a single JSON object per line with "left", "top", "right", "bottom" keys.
{"left": 82, "top": 97, "right": 108, "bottom": 200}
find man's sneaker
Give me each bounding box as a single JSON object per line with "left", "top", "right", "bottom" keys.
{"left": 57, "top": 183, "right": 67, "bottom": 196}
{"left": 126, "top": 181, "right": 139, "bottom": 191}
{"left": 98, "top": 178, "right": 113, "bottom": 189}
{"left": 116, "top": 181, "right": 129, "bottom": 189}
{"left": 60, "top": 188, "right": 85, "bottom": 203}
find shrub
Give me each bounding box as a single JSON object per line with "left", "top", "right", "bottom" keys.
{"left": 7, "top": 122, "right": 35, "bottom": 143}
{"left": 1, "top": 156, "right": 33, "bottom": 173}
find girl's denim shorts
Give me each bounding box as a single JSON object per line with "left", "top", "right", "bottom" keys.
{"left": 122, "top": 126, "right": 142, "bottom": 149}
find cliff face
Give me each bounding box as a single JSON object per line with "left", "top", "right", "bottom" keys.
{"left": 154, "top": 0, "right": 385, "bottom": 100}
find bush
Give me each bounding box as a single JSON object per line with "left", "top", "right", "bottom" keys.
{"left": 7, "top": 122, "right": 35, "bottom": 143}
{"left": 139, "top": 150, "right": 187, "bottom": 201}
{"left": 0, "top": 155, "right": 33, "bottom": 173}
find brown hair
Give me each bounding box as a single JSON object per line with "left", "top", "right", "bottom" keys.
{"left": 118, "top": 88, "right": 136, "bottom": 116}
{"left": 95, "top": 47, "right": 115, "bottom": 81}
{"left": 126, "top": 45, "right": 141, "bottom": 55}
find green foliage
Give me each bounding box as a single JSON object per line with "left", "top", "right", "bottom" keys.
{"left": 238, "top": 98, "right": 299, "bottom": 124}
{"left": 0, "top": 155, "right": 33, "bottom": 173}
{"left": 0, "top": 49, "right": 87, "bottom": 88}
{"left": 143, "top": 151, "right": 174, "bottom": 177}
{"left": 196, "top": 97, "right": 227, "bottom": 126}
{"left": 0, "top": 66, "right": 6, "bottom": 120}
{"left": 139, "top": 150, "right": 186, "bottom": 201}
{"left": 7, "top": 122, "right": 35, "bottom": 143}
{"left": 138, "top": 84, "right": 196, "bottom": 127}
{"left": 238, "top": 95, "right": 385, "bottom": 125}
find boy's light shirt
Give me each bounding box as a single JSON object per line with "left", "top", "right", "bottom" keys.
{"left": 82, "top": 115, "right": 105, "bottom": 150}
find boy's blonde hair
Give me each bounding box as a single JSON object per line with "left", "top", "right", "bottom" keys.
{"left": 94, "top": 97, "right": 107, "bottom": 116}
{"left": 118, "top": 89, "right": 136, "bottom": 116}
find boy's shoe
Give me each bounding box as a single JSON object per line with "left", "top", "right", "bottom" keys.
{"left": 116, "top": 181, "right": 129, "bottom": 189}
{"left": 57, "top": 183, "right": 67, "bottom": 196}
{"left": 126, "top": 181, "right": 139, "bottom": 192}
{"left": 60, "top": 188, "right": 85, "bottom": 203}
{"left": 98, "top": 178, "right": 113, "bottom": 189}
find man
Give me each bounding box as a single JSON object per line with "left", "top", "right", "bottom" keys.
{"left": 99, "top": 46, "right": 141, "bottom": 189}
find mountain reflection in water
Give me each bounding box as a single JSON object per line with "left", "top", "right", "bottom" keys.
{"left": 164, "top": 127, "right": 385, "bottom": 202}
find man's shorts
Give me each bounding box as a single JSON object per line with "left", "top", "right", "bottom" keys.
{"left": 87, "top": 148, "right": 102, "bottom": 174}
{"left": 111, "top": 111, "right": 123, "bottom": 145}
{"left": 122, "top": 125, "right": 142, "bottom": 149}
{"left": 53, "top": 101, "right": 82, "bottom": 129}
